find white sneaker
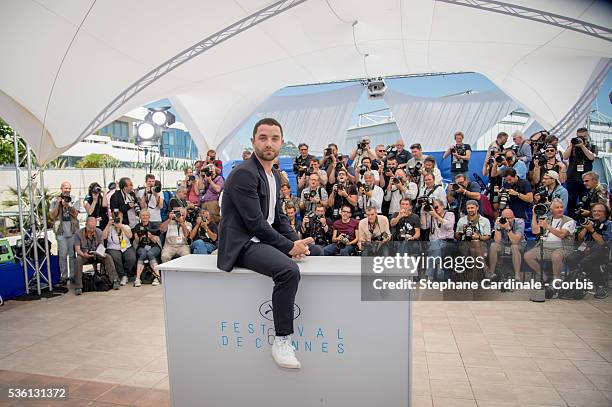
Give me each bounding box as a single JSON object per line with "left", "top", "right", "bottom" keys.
{"left": 271, "top": 336, "right": 301, "bottom": 369}
{"left": 134, "top": 279, "right": 141, "bottom": 287}
{"left": 120, "top": 276, "right": 128, "bottom": 286}
{"left": 151, "top": 278, "right": 160, "bottom": 286}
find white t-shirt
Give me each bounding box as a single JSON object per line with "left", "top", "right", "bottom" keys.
{"left": 251, "top": 171, "right": 276, "bottom": 243}
{"left": 138, "top": 189, "right": 163, "bottom": 222}
{"left": 542, "top": 217, "right": 576, "bottom": 244}
{"left": 107, "top": 226, "right": 131, "bottom": 252}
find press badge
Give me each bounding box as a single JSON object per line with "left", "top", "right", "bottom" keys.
{"left": 503, "top": 246, "right": 512, "bottom": 256}
{"left": 455, "top": 162, "right": 462, "bottom": 169}
{"left": 577, "top": 164, "right": 585, "bottom": 173}
{"left": 120, "top": 239, "right": 127, "bottom": 249}
{"left": 333, "top": 208, "right": 339, "bottom": 217}
{"left": 577, "top": 242, "right": 587, "bottom": 252}
{"left": 176, "top": 236, "right": 183, "bottom": 244}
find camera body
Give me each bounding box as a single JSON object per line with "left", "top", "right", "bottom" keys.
{"left": 112, "top": 208, "right": 120, "bottom": 224}
{"left": 61, "top": 195, "right": 72, "bottom": 204}
{"left": 418, "top": 196, "right": 434, "bottom": 212}
{"left": 450, "top": 183, "right": 461, "bottom": 192}
{"left": 497, "top": 188, "right": 510, "bottom": 210}
{"left": 409, "top": 162, "right": 423, "bottom": 178}
{"left": 571, "top": 137, "right": 583, "bottom": 145}
{"left": 173, "top": 209, "right": 182, "bottom": 219}
{"left": 499, "top": 217, "right": 507, "bottom": 225}
{"left": 371, "top": 232, "right": 389, "bottom": 242}
{"left": 536, "top": 186, "right": 549, "bottom": 202}
{"left": 92, "top": 186, "right": 102, "bottom": 194}
{"left": 357, "top": 182, "right": 370, "bottom": 194}
{"left": 392, "top": 176, "right": 401, "bottom": 185}
{"left": 152, "top": 180, "right": 162, "bottom": 193}
{"left": 463, "top": 224, "right": 475, "bottom": 241}
{"left": 535, "top": 153, "right": 547, "bottom": 166}
{"left": 359, "top": 165, "right": 368, "bottom": 176}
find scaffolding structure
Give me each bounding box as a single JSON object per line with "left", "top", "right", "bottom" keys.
{"left": 13, "top": 130, "right": 52, "bottom": 295}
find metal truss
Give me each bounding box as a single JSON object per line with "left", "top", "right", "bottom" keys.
{"left": 79, "top": 0, "right": 309, "bottom": 140}
{"left": 437, "top": 0, "right": 612, "bottom": 42}
{"left": 550, "top": 59, "right": 611, "bottom": 140}
{"left": 13, "top": 130, "right": 52, "bottom": 295}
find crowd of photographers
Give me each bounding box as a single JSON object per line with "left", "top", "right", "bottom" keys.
{"left": 50, "top": 129, "right": 611, "bottom": 299}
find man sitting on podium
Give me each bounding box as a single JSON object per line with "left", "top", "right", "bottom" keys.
{"left": 218, "top": 118, "right": 314, "bottom": 370}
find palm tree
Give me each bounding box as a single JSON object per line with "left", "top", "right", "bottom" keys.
{"left": 2, "top": 185, "right": 53, "bottom": 229}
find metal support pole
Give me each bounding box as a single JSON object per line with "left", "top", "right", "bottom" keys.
{"left": 25, "top": 147, "right": 41, "bottom": 295}
{"left": 13, "top": 130, "right": 29, "bottom": 295}
{"left": 39, "top": 169, "right": 53, "bottom": 291}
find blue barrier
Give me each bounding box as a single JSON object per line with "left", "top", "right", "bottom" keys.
{"left": 0, "top": 256, "right": 60, "bottom": 300}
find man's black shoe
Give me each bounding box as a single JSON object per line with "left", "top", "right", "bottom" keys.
{"left": 594, "top": 286, "right": 608, "bottom": 299}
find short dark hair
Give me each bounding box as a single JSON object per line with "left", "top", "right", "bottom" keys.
{"left": 503, "top": 168, "right": 517, "bottom": 178}
{"left": 424, "top": 156, "right": 435, "bottom": 165}
{"left": 341, "top": 205, "right": 352, "bottom": 213}
{"left": 497, "top": 132, "right": 509, "bottom": 139}
{"left": 410, "top": 143, "right": 422, "bottom": 150}
{"left": 298, "top": 143, "right": 308, "bottom": 149}
{"left": 252, "top": 118, "right": 283, "bottom": 138}
{"left": 577, "top": 127, "right": 588, "bottom": 133}
{"left": 145, "top": 174, "right": 155, "bottom": 181}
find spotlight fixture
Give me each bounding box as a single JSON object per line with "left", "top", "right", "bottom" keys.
{"left": 365, "top": 77, "right": 387, "bottom": 100}
{"left": 146, "top": 106, "right": 176, "bottom": 127}
{"left": 136, "top": 122, "right": 155, "bottom": 140}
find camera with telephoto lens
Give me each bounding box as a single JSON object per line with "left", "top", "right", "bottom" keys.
{"left": 535, "top": 153, "right": 547, "bottom": 166}
{"left": 152, "top": 180, "right": 162, "bottom": 193}
{"left": 535, "top": 186, "right": 549, "bottom": 202}
{"left": 581, "top": 218, "right": 607, "bottom": 233}
{"left": 463, "top": 223, "right": 476, "bottom": 241}
{"left": 409, "top": 162, "right": 423, "bottom": 178}
{"left": 307, "top": 165, "right": 315, "bottom": 175}
{"left": 499, "top": 217, "right": 508, "bottom": 225}
{"left": 335, "top": 154, "right": 344, "bottom": 170}
{"left": 497, "top": 188, "right": 510, "bottom": 210}
{"left": 293, "top": 155, "right": 309, "bottom": 175}
{"left": 203, "top": 165, "right": 215, "bottom": 177}
{"left": 334, "top": 182, "right": 345, "bottom": 192}
{"left": 417, "top": 196, "right": 434, "bottom": 212}
{"left": 307, "top": 190, "right": 317, "bottom": 200}
{"left": 92, "top": 186, "right": 102, "bottom": 193}
{"left": 324, "top": 147, "right": 332, "bottom": 156}
{"left": 371, "top": 232, "right": 389, "bottom": 243}
{"left": 534, "top": 203, "right": 549, "bottom": 220}
{"left": 61, "top": 194, "right": 72, "bottom": 203}
{"left": 357, "top": 181, "right": 370, "bottom": 193}
{"left": 112, "top": 208, "right": 120, "bottom": 223}
{"left": 392, "top": 176, "right": 401, "bottom": 184}
{"left": 358, "top": 165, "right": 368, "bottom": 176}
{"left": 386, "top": 145, "right": 397, "bottom": 157}
{"left": 571, "top": 137, "right": 583, "bottom": 145}
{"left": 495, "top": 155, "right": 505, "bottom": 164}
{"left": 172, "top": 209, "right": 181, "bottom": 219}
{"left": 450, "top": 183, "right": 461, "bottom": 192}
{"left": 357, "top": 140, "right": 369, "bottom": 151}
{"left": 338, "top": 233, "right": 350, "bottom": 246}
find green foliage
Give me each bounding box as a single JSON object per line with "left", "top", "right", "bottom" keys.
{"left": 0, "top": 117, "right": 29, "bottom": 165}
{"left": 46, "top": 157, "right": 67, "bottom": 169}
{"left": 280, "top": 141, "right": 298, "bottom": 157}
{"left": 1, "top": 185, "right": 53, "bottom": 228}
{"left": 75, "top": 153, "right": 120, "bottom": 168}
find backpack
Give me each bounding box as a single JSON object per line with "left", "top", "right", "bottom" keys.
{"left": 558, "top": 269, "right": 588, "bottom": 300}
{"left": 82, "top": 272, "right": 113, "bottom": 292}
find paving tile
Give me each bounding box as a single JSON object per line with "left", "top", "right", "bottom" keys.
{"left": 559, "top": 388, "right": 612, "bottom": 407}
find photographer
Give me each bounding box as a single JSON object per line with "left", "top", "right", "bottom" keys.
{"left": 50, "top": 181, "right": 81, "bottom": 284}
{"left": 323, "top": 205, "right": 359, "bottom": 256}
{"left": 358, "top": 206, "right": 391, "bottom": 251}
{"left": 182, "top": 167, "right": 202, "bottom": 205}
{"left": 372, "top": 144, "right": 387, "bottom": 171}
{"left": 390, "top": 139, "right": 411, "bottom": 168}
{"left": 385, "top": 169, "right": 418, "bottom": 215}
{"left": 500, "top": 168, "right": 533, "bottom": 220}
{"left": 132, "top": 210, "right": 162, "bottom": 287}
{"left": 297, "top": 158, "right": 327, "bottom": 192}
{"left": 83, "top": 182, "right": 109, "bottom": 230}
{"left": 285, "top": 204, "right": 301, "bottom": 238}
{"left": 357, "top": 171, "right": 384, "bottom": 214}
{"left": 489, "top": 209, "right": 525, "bottom": 281}
{"left": 190, "top": 208, "right": 218, "bottom": 255}
{"left": 319, "top": 143, "right": 338, "bottom": 170}
{"left": 300, "top": 173, "right": 328, "bottom": 215}
{"left": 417, "top": 157, "right": 443, "bottom": 189}
{"left": 327, "top": 152, "right": 356, "bottom": 186}
{"left": 570, "top": 203, "right": 612, "bottom": 299}
{"left": 491, "top": 149, "right": 527, "bottom": 180}
{"left": 272, "top": 158, "right": 290, "bottom": 185}
{"left": 482, "top": 132, "right": 508, "bottom": 192}
{"left": 443, "top": 131, "right": 471, "bottom": 178}
{"left": 292, "top": 143, "right": 315, "bottom": 177}
{"left": 169, "top": 186, "right": 197, "bottom": 224}
{"left": 205, "top": 149, "right": 223, "bottom": 174}
{"left": 138, "top": 174, "right": 163, "bottom": 229}
{"left": 160, "top": 207, "right": 192, "bottom": 262}
{"left": 300, "top": 204, "right": 332, "bottom": 254}
{"left": 456, "top": 201, "right": 491, "bottom": 275}
{"left": 379, "top": 156, "right": 398, "bottom": 190}
{"left": 406, "top": 143, "right": 430, "bottom": 174}
{"left": 531, "top": 144, "right": 567, "bottom": 187}
{"left": 242, "top": 150, "right": 252, "bottom": 161}
{"left": 524, "top": 199, "right": 575, "bottom": 283}
{"left": 417, "top": 172, "right": 447, "bottom": 215}
{"left": 73, "top": 216, "right": 119, "bottom": 295}
{"left": 576, "top": 171, "right": 610, "bottom": 219}
{"left": 422, "top": 199, "right": 455, "bottom": 280}
{"left": 390, "top": 198, "right": 421, "bottom": 241}
{"left": 447, "top": 174, "right": 481, "bottom": 220}
{"left": 349, "top": 136, "right": 377, "bottom": 169}
{"left": 533, "top": 170, "right": 568, "bottom": 211}
{"left": 564, "top": 127, "right": 598, "bottom": 216}
{"left": 103, "top": 210, "right": 136, "bottom": 286}
{"left": 109, "top": 177, "right": 140, "bottom": 228}
{"left": 328, "top": 170, "right": 358, "bottom": 220}
{"left": 357, "top": 157, "right": 380, "bottom": 184}
{"left": 280, "top": 184, "right": 300, "bottom": 215}
{"left": 200, "top": 164, "right": 224, "bottom": 224}
{"left": 510, "top": 131, "right": 532, "bottom": 169}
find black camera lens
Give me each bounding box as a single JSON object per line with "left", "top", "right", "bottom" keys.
{"left": 499, "top": 217, "right": 507, "bottom": 225}
{"left": 534, "top": 203, "right": 548, "bottom": 218}
{"left": 62, "top": 195, "right": 72, "bottom": 203}
{"left": 571, "top": 137, "right": 581, "bottom": 145}
{"left": 93, "top": 186, "right": 102, "bottom": 193}
{"left": 495, "top": 155, "right": 505, "bottom": 164}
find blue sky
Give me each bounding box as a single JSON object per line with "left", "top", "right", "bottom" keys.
{"left": 148, "top": 71, "right": 611, "bottom": 147}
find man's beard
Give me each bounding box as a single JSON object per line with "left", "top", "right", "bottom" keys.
{"left": 253, "top": 145, "right": 278, "bottom": 162}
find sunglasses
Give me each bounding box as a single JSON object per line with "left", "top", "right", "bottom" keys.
{"left": 545, "top": 149, "right": 555, "bottom": 152}
{"left": 377, "top": 150, "right": 386, "bottom": 152}
{"left": 341, "top": 210, "right": 351, "bottom": 214}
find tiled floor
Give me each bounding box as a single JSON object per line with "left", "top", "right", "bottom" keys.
{"left": 1, "top": 285, "right": 611, "bottom": 406}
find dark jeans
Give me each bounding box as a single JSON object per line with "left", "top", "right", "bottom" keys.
{"left": 237, "top": 242, "right": 300, "bottom": 337}
{"left": 107, "top": 247, "right": 137, "bottom": 279}
{"left": 566, "top": 178, "right": 587, "bottom": 216}
{"left": 323, "top": 243, "right": 355, "bottom": 256}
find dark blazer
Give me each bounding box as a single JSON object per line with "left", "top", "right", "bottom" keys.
{"left": 217, "top": 155, "right": 298, "bottom": 271}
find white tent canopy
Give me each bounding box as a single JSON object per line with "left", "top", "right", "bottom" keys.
{"left": 0, "top": 0, "right": 611, "bottom": 164}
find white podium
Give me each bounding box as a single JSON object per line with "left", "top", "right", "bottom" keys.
{"left": 158, "top": 255, "right": 411, "bottom": 407}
